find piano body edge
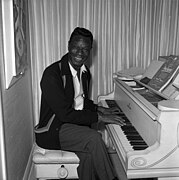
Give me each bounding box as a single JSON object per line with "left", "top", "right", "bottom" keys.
{"left": 98, "top": 77, "right": 179, "bottom": 179}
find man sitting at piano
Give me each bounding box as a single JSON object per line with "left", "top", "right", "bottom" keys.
{"left": 35, "top": 27, "right": 124, "bottom": 180}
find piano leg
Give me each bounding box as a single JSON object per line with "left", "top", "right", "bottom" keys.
{"left": 109, "top": 152, "right": 128, "bottom": 180}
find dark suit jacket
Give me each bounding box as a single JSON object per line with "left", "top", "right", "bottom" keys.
{"left": 35, "top": 53, "right": 98, "bottom": 149}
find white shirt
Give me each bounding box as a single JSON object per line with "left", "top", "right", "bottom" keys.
{"left": 69, "top": 63, "right": 87, "bottom": 110}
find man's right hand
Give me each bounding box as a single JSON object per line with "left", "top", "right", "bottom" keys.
{"left": 98, "top": 113, "right": 125, "bottom": 126}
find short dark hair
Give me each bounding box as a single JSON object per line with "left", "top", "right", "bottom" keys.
{"left": 69, "top": 27, "right": 93, "bottom": 45}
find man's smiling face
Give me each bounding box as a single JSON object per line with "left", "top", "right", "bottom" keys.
{"left": 68, "top": 35, "right": 92, "bottom": 70}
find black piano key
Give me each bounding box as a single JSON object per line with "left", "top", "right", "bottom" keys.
{"left": 127, "top": 134, "right": 146, "bottom": 142}
{"left": 121, "top": 127, "right": 138, "bottom": 133}
{"left": 133, "top": 143, "right": 148, "bottom": 147}
{"left": 123, "top": 130, "right": 139, "bottom": 135}
{"left": 133, "top": 146, "right": 148, "bottom": 150}
{"left": 130, "top": 141, "right": 147, "bottom": 145}
{"left": 126, "top": 135, "right": 143, "bottom": 140}
{"left": 130, "top": 139, "right": 148, "bottom": 147}
{"left": 106, "top": 100, "right": 123, "bottom": 112}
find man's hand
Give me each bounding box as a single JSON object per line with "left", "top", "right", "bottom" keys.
{"left": 98, "top": 112, "right": 125, "bottom": 126}
{"left": 97, "top": 106, "right": 123, "bottom": 115}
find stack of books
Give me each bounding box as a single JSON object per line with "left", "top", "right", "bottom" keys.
{"left": 114, "top": 67, "right": 145, "bottom": 88}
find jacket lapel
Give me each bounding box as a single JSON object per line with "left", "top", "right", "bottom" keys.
{"left": 82, "top": 71, "right": 89, "bottom": 98}
{"left": 60, "top": 54, "right": 74, "bottom": 101}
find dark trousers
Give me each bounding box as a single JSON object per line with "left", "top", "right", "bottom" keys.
{"left": 59, "top": 123, "right": 117, "bottom": 180}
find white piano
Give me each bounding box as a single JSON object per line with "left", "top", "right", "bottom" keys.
{"left": 98, "top": 75, "right": 179, "bottom": 180}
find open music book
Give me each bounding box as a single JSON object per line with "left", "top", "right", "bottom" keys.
{"left": 173, "top": 73, "right": 179, "bottom": 89}
{"left": 147, "top": 55, "right": 179, "bottom": 92}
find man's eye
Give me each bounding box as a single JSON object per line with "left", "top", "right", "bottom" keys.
{"left": 71, "top": 48, "right": 89, "bottom": 53}
{"left": 71, "top": 48, "right": 77, "bottom": 52}
{"left": 83, "top": 49, "right": 89, "bottom": 53}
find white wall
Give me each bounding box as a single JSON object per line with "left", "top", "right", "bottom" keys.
{"left": 0, "top": 0, "right": 34, "bottom": 179}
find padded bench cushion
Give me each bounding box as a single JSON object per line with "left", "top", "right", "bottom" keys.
{"left": 33, "top": 144, "right": 80, "bottom": 164}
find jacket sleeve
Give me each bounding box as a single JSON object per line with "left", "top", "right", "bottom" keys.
{"left": 40, "top": 68, "right": 98, "bottom": 126}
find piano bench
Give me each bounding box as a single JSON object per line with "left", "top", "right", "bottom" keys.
{"left": 32, "top": 144, "right": 80, "bottom": 180}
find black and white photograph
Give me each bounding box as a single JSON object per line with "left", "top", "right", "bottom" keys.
{"left": 0, "top": 0, "right": 179, "bottom": 180}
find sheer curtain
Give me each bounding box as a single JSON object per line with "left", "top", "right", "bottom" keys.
{"left": 28, "top": 0, "right": 179, "bottom": 125}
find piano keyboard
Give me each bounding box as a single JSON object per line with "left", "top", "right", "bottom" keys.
{"left": 105, "top": 100, "right": 148, "bottom": 151}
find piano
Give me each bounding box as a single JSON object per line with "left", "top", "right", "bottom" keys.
{"left": 98, "top": 75, "right": 179, "bottom": 180}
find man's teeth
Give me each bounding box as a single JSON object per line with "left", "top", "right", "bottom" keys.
{"left": 75, "top": 57, "right": 82, "bottom": 61}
